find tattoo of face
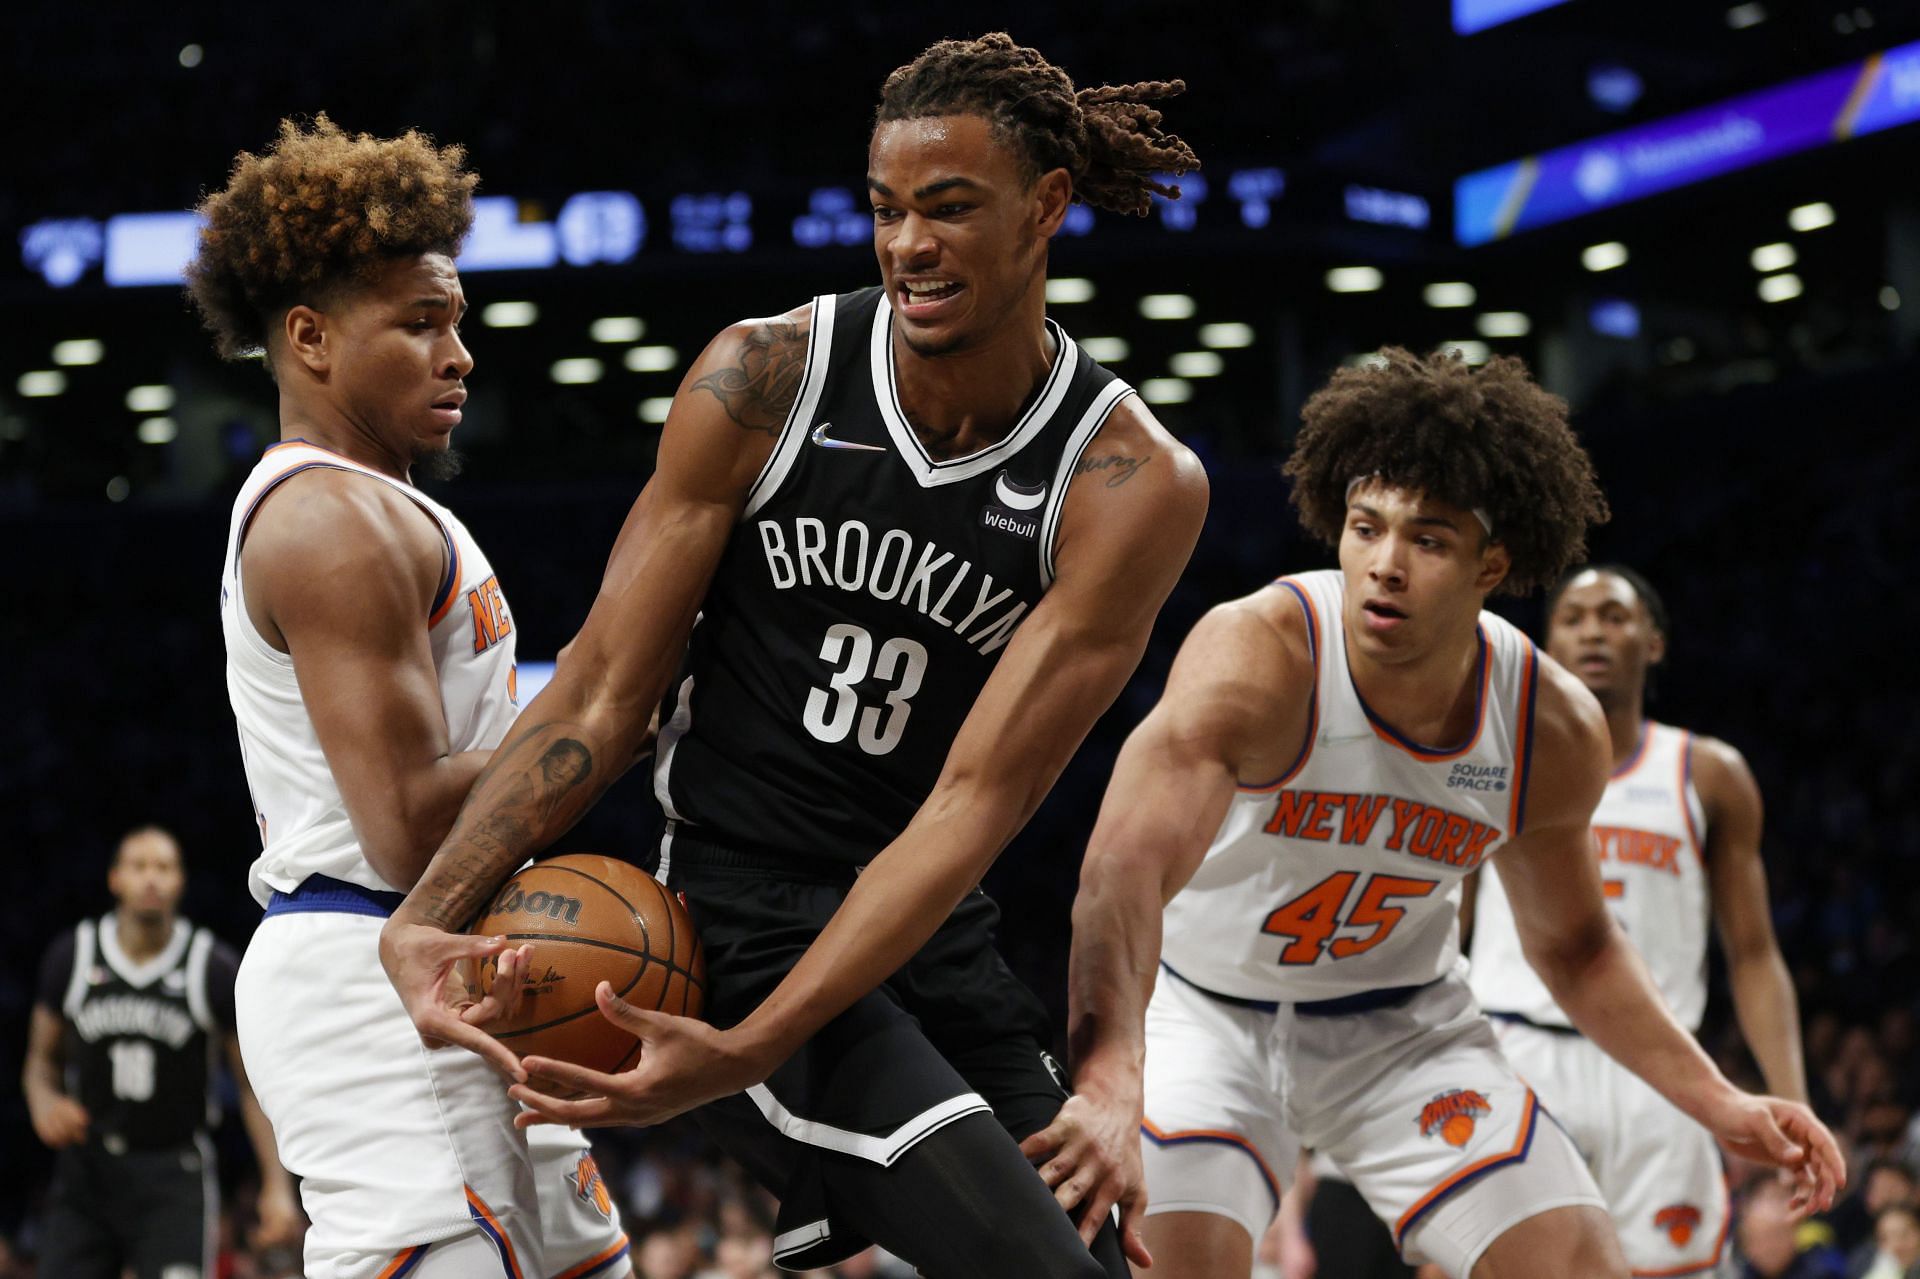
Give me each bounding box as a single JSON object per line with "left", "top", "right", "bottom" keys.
{"left": 690, "top": 318, "right": 808, "bottom": 436}
{"left": 1074, "top": 452, "right": 1153, "bottom": 488}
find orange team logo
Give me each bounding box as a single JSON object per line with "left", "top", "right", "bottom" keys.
{"left": 1418, "top": 1090, "right": 1493, "bottom": 1148}
{"left": 1655, "top": 1204, "right": 1702, "bottom": 1247}
{"left": 572, "top": 1152, "right": 614, "bottom": 1220}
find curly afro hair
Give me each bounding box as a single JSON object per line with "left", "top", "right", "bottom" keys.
{"left": 875, "top": 32, "right": 1200, "bottom": 217}
{"left": 1283, "top": 347, "right": 1610, "bottom": 596}
{"left": 185, "top": 114, "right": 477, "bottom": 360}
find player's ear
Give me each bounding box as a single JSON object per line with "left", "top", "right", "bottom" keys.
{"left": 1034, "top": 167, "right": 1073, "bottom": 238}
{"left": 1475, "top": 540, "right": 1511, "bottom": 595}
{"left": 282, "top": 304, "right": 331, "bottom": 376}
{"left": 1646, "top": 625, "right": 1667, "bottom": 667}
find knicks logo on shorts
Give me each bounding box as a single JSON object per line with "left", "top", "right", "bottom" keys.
{"left": 1655, "top": 1203, "right": 1702, "bottom": 1247}
{"left": 1417, "top": 1089, "right": 1492, "bottom": 1148}
{"left": 572, "top": 1152, "right": 614, "bottom": 1220}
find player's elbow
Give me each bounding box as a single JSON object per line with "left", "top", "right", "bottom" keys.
{"left": 1522, "top": 913, "right": 1619, "bottom": 998}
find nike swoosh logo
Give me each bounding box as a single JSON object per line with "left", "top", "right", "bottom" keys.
{"left": 994, "top": 471, "right": 1047, "bottom": 511}
{"left": 810, "top": 421, "right": 887, "bottom": 452}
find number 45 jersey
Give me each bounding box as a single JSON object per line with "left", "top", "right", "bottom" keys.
{"left": 1160, "top": 570, "right": 1543, "bottom": 1002}
{"left": 654, "top": 287, "right": 1134, "bottom": 866}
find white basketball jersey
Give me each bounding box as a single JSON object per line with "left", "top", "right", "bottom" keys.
{"left": 1160, "top": 570, "right": 1543, "bottom": 1002}
{"left": 1469, "top": 720, "right": 1710, "bottom": 1030}
{"left": 221, "top": 440, "right": 521, "bottom": 906}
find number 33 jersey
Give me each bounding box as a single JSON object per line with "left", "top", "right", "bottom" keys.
{"left": 1160, "top": 570, "right": 1544, "bottom": 1002}
{"left": 653, "top": 287, "right": 1134, "bottom": 866}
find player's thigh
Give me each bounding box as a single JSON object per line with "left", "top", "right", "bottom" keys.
{"left": 1140, "top": 1211, "right": 1254, "bottom": 1279}
{"left": 1488, "top": 1019, "right": 1605, "bottom": 1157}
{"left": 125, "top": 1147, "right": 215, "bottom": 1279}
{"left": 37, "top": 1185, "right": 123, "bottom": 1279}
{"left": 328, "top": 1226, "right": 532, "bottom": 1279}
{"left": 1139, "top": 975, "right": 1294, "bottom": 1260}
{"left": 1470, "top": 1203, "right": 1624, "bottom": 1279}
{"left": 1591, "top": 1063, "right": 1731, "bottom": 1275}
{"left": 526, "top": 1129, "right": 633, "bottom": 1279}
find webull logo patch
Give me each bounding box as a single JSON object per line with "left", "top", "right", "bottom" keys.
{"left": 1418, "top": 1089, "right": 1492, "bottom": 1148}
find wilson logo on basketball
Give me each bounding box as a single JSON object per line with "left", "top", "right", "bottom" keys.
{"left": 487, "top": 881, "right": 583, "bottom": 926}
{"left": 1417, "top": 1089, "right": 1492, "bottom": 1147}
{"left": 1655, "top": 1204, "right": 1702, "bottom": 1247}
{"left": 571, "top": 1152, "right": 614, "bottom": 1220}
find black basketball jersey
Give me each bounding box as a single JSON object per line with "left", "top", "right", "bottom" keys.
{"left": 655, "top": 286, "right": 1134, "bottom": 867}
{"left": 34, "top": 915, "right": 238, "bottom": 1150}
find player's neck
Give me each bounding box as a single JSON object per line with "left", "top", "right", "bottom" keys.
{"left": 1345, "top": 621, "right": 1484, "bottom": 749}
{"left": 1602, "top": 695, "right": 1648, "bottom": 769}
{"left": 277, "top": 394, "right": 413, "bottom": 483}
{"left": 891, "top": 304, "right": 1054, "bottom": 459}
{"left": 113, "top": 910, "right": 176, "bottom": 963}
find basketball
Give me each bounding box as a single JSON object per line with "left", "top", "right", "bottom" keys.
{"left": 466, "top": 854, "right": 705, "bottom": 1074}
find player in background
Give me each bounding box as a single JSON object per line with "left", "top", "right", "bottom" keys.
{"left": 381, "top": 33, "right": 1206, "bottom": 1279}
{"left": 1464, "top": 564, "right": 1805, "bottom": 1276}
{"left": 1024, "top": 349, "right": 1843, "bottom": 1278}
{"left": 23, "top": 825, "right": 300, "bottom": 1279}
{"left": 188, "top": 118, "right": 631, "bottom": 1279}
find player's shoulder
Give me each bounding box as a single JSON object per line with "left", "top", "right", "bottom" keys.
{"left": 1521, "top": 648, "right": 1612, "bottom": 815}
{"left": 1674, "top": 726, "right": 1759, "bottom": 805}
{"left": 1074, "top": 395, "right": 1207, "bottom": 512}
{"left": 244, "top": 463, "right": 442, "bottom": 590}
{"left": 1176, "top": 584, "right": 1316, "bottom": 696}
{"left": 678, "top": 301, "right": 819, "bottom": 441}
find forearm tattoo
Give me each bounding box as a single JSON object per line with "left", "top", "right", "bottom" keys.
{"left": 690, "top": 318, "right": 809, "bottom": 436}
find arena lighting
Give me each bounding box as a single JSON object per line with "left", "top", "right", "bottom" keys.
{"left": 1751, "top": 243, "right": 1798, "bottom": 272}
{"left": 1440, "top": 340, "right": 1491, "bottom": 365}
{"left": 549, "top": 358, "right": 604, "bottom": 385}
{"left": 1079, "top": 337, "right": 1130, "bottom": 363}
{"left": 125, "top": 384, "right": 175, "bottom": 413}
{"left": 1344, "top": 352, "right": 1390, "bottom": 370}
{"left": 1045, "top": 278, "right": 1096, "bottom": 304}
{"left": 1169, "top": 351, "right": 1225, "bottom": 378}
{"left": 1139, "top": 378, "right": 1193, "bottom": 404}
{"left": 624, "top": 345, "right": 680, "bottom": 373}
{"left": 1456, "top": 39, "right": 1920, "bottom": 245}
{"left": 18, "top": 371, "right": 66, "bottom": 397}
{"left": 1326, "top": 266, "right": 1384, "bottom": 293}
{"left": 106, "top": 476, "right": 131, "bottom": 502}
{"left": 1790, "top": 201, "right": 1836, "bottom": 231}
{"left": 137, "top": 418, "right": 178, "bottom": 445}
{"left": 1453, "top": 0, "right": 1571, "bottom": 35}
{"left": 1882, "top": 286, "right": 1901, "bottom": 310}
{"left": 589, "top": 317, "right": 645, "bottom": 344}
{"left": 1726, "top": 2, "right": 1767, "bottom": 27}
{"left": 1582, "top": 242, "right": 1630, "bottom": 272}
{"left": 1197, "top": 323, "right": 1254, "bottom": 349}
{"left": 481, "top": 301, "right": 538, "bottom": 328}
{"left": 1476, "top": 311, "right": 1531, "bottom": 338}
{"left": 1424, "top": 282, "right": 1477, "bottom": 308}
{"left": 52, "top": 338, "right": 104, "bottom": 366}
{"left": 1589, "top": 298, "right": 1641, "bottom": 339}
{"left": 1758, "top": 273, "right": 1803, "bottom": 302}
{"left": 638, "top": 397, "right": 674, "bottom": 424}
{"left": 1138, "top": 294, "right": 1197, "bottom": 320}
{"left": 178, "top": 43, "right": 203, "bottom": 67}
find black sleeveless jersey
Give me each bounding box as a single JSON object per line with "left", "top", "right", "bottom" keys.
{"left": 655, "top": 286, "right": 1135, "bottom": 866}
{"left": 34, "top": 916, "right": 237, "bottom": 1150}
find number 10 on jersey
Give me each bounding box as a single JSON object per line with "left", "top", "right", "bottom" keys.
{"left": 803, "top": 623, "right": 928, "bottom": 756}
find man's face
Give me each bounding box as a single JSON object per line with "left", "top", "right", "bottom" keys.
{"left": 318, "top": 253, "right": 472, "bottom": 470}
{"left": 1868, "top": 1167, "right": 1918, "bottom": 1214}
{"left": 867, "top": 114, "right": 1065, "bottom": 357}
{"left": 1546, "top": 570, "right": 1664, "bottom": 700}
{"left": 108, "top": 831, "right": 185, "bottom": 921}
{"left": 1337, "top": 481, "right": 1508, "bottom": 664}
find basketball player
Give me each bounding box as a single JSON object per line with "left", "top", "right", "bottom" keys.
{"left": 1464, "top": 564, "right": 1805, "bottom": 1275}
{"left": 1024, "top": 349, "right": 1843, "bottom": 1278}
{"left": 187, "top": 117, "right": 632, "bottom": 1279}
{"left": 381, "top": 34, "right": 1206, "bottom": 1279}
{"left": 23, "top": 825, "right": 300, "bottom": 1278}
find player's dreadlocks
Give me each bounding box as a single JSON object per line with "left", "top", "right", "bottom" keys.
{"left": 1283, "top": 347, "right": 1610, "bottom": 596}
{"left": 186, "top": 114, "right": 477, "bottom": 361}
{"left": 876, "top": 32, "right": 1200, "bottom": 217}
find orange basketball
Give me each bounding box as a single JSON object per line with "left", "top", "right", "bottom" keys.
{"left": 467, "top": 854, "right": 705, "bottom": 1074}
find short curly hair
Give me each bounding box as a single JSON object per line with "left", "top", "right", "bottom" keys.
{"left": 185, "top": 114, "right": 477, "bottom": 360}
{"left": 876, "top": 32, "right": 1200, "bottom": 217}
{"left": 1283, "top": 347, "right": 1610, "bottom": 596}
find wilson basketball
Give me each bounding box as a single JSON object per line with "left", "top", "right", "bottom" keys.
{"left": 466, "top": 854, "right": 705, "bottom": 1074}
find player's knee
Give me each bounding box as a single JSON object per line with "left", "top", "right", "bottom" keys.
{"left": 1472, "top": 1205, "right": 1625, "bottom": 1279}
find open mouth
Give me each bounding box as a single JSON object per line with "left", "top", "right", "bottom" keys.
{"left": 899, "top": 280, "right": 964, "bottom": 310}
{"left": 430, "top": 391, "right": 466, "bottom": 425}
{"left": 1363, "top": 600, "right": 1408, "bottom": 621}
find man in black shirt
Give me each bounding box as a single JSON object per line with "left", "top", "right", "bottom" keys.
{"left": 23, "top": 825, "right": 299, "bottom": 1278}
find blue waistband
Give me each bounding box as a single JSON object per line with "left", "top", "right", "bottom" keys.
{"left": 1160, "top": 961, "right": 1435, "bottom": 1017}
{"left": 264, "top": 874, "right": 407, "bottom": 920}
{"left": 1489, "top": 1010, "right": 1583, "bottom": 1037}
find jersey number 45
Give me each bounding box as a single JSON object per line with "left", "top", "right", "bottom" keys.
{"left": 1262, "top": 872, "right": 1438, "bottom": 965}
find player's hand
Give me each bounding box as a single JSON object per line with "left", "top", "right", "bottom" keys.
{"left": 251, "top": 1179, "right": 305, "bottom": 1248}
{"left": 377, "top": 917, "right": 527, "bottom": 1082}
{"left": 29, "top": 1095, "right": 90, "bottom": 1148}
{"left": 509, "top": 981, "right": 769, "bottom": 1128}
{"left": 1704, "top": 1091, "right": 1844, "bottom": 1215}
{"left": 1019, "top": 1086, "right": 1153, "bottom": 1268}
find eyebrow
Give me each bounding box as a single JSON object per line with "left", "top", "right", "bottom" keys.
{"left": 1349, "top": 503, "right": 1460, "bottom": 532}
{"left": 866, "top": 176, "right": 983, "bottom": 199}
{"left": 409, "top": 297, "right": 468, "bottom": 318}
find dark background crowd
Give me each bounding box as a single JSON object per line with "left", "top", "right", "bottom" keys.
{"left": 3, "top": 1, "right": 1917, "bottom": 1275}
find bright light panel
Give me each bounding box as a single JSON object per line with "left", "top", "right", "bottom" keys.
{"left": 1476, "top": 311, "right": 1531, "bottom": 338}
{"left": 1424, "top": 282, "right": 1477, "bottom": 308}
{"left": 1170, "top": 351, "right": 1224, "bottom": 378}
{"left": 53, "top": 339, "right": 104, "bottom": 366}
{"left": 1046, "top": 278, "right": 1096, "bottom": 304}
{"left": 137, "top": 417, "right": 178, "bottom": 444}
{"left": 481, "top": 301, "right": 539, "bottom": 328}
{"left": 550, "top": 358, "right": 604, "bottom": 385}
{"left": 624, "top": 345, "right": 680, "bottom": 373}
{"left": 1079, "top": 337, "right": 1130, "bottom": 363}
{"left": 1788, "top": 202, "right": 1835, "bottom": 232}
{"left": 1582, "top": 242, "right": 1629, "bottom": 272}
{"left": 1138, "top": 294, "right": 1196, "bottom": 320}
{"left": 1725, "top": 3, "right": 1767, "bottom": 28}
{"left": 1198, "top": 323, "right": 1254, "bottom": 349}
{"left": 19, "top": 371, "right": 67, "bottom": 397}
{"left": 1139, "top": 378, "right": 1193, "bottom": 404}
{"left": 125, "top": 384, "right": 175, "bottom": 412}
{"left": 638, "top": 397, "right": 674, "bottom": 424}
{"left": 1758, "top": 273, "right": 1803, "bottom": 303}
{"left": 1325, "top": 266, "right": 1383, "bottom": 293}
{"left": 1750, "top": 243, "right": 1797, "bottom": 272}
{"left": 590, "top": 317, "right": 645, "bottom": 344}
{"left": 1440, "top": 340, "right": 1491, "bottom": 365}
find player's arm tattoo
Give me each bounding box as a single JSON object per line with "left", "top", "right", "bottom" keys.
{"left": 415, "top": 731, "right": 599, "bottom": 929}
{"left": 690, "top": 318, "right": 808, "bottom": 436}
{"left": 1073, "top": 452, "right": 1154, "bottom": 488}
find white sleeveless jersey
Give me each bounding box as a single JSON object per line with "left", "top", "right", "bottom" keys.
{"left": 1469, "top": 720, "right": 1710, "bottom": 1030}
{"left": 221, "top": 440, "right": 521, "bottom": 906}
{"left": 1160, "top": 570, "right": 1544, "bottom": 1002}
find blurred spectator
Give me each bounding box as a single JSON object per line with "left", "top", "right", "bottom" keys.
{"left": 1857, "top": 1204, "right": 1920, "bottom": 1279}
{"left": 1739, "top": 1177, "right": 1846, "bottom": 1279}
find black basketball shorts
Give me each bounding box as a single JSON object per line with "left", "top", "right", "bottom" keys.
{"left": 40, "top": 1137, "right": 215, "bottom": 1279}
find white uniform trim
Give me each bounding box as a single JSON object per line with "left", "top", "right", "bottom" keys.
{"left": 195, "top": 1130, "right": 218, "bottom": 1279}
{"left": 744, "top": 1083, "right": 990, "bottom": 1167}
{"left": 62, "top": 920, "right": 96, "bottom": 1019}
{"left": 99, "top": 915, "right": 193, "bottom": 988}
{"left": 1038, "top": 380, "right": 1138, "bottom": 589}
{"left": 869, "top": 297, "right": 1079, "bottom": 487}
{"left": 771, "top": 1219, "right": 832, "bottom": 1263}
{"left": 742, "top": 295, "right": 839, "bottom": 520}
{"left": 184, "top": 929, "right": 216, "bottom": 1033}
{"left": 652, "top": 673, "right": 696, "bottom": 826}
